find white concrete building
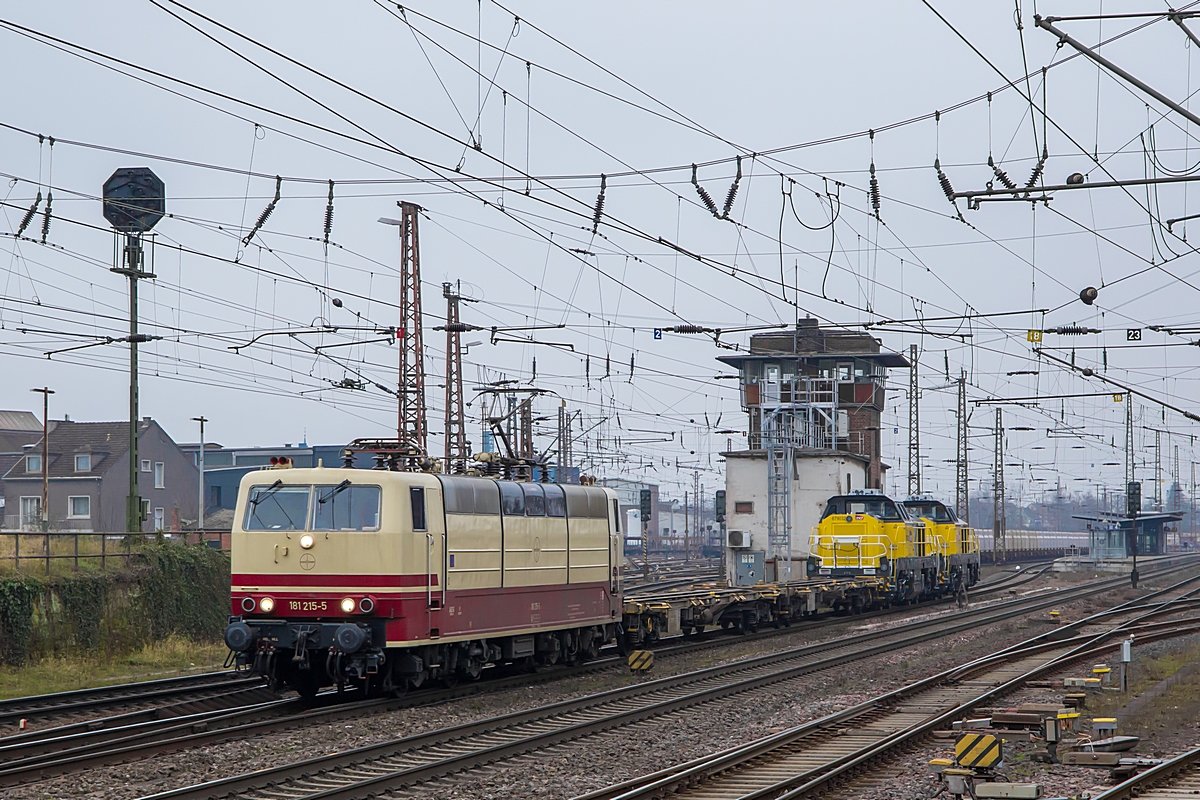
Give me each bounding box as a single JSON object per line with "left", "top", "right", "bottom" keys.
{"left": 723, "top": 449, "right": 871, "bottom": 583}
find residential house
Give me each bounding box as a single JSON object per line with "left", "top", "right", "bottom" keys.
{"left": 1, "top": 417, "right": 199, "bottom": 532}
{"left": 0, "top": 411, "right": 50, "bottom": 527}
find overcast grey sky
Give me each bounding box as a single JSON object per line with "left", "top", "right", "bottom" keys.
{"left": 2, "top": 2, "right": 1198, "bottom": 500}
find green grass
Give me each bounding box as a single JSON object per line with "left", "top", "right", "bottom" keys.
{"left": 0, "top": 635, "right": 230, "bottom": 700}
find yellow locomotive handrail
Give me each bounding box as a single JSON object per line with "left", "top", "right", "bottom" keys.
{"left": 808, "top": 529, "right": 893, "bottom": 568}
{"left": 958, "top": 526, "right": 980, "bottom": 554}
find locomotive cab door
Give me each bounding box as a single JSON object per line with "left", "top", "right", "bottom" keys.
{"left": 609, "top": 497, "right": 622, "bottom": 595}
{"left": 406, "top": 482, "right": 445, "bottom": 611}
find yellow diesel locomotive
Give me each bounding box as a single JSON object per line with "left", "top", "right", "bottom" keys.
{"left": 806, "top": 491, "right": 941, "bottom": 602}
{"left": 901, "top": 497, "right": 980, "bottom": 593}
{"left": 222, "top": 466, "right": 623, "bottom": 697}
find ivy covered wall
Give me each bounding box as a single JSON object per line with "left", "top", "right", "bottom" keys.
{"left": 0, "top": 542, "right": 230, "bottom": 666}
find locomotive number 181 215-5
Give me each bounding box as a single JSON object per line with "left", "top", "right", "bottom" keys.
{"left": 289, "top": 600, "right": 328, "bottom": 611}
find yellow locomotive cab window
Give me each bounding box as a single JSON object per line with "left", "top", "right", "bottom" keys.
{"left": 245, "top": 484, "right": 310, "bottom": 531}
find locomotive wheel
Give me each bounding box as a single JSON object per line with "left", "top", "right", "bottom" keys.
{"left": 441, "top": 672, "right": 460, "bottom": 689}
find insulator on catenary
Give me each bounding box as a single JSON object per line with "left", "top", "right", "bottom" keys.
{"left": 40, "top": 191, "right": 52, "bottom": 244}
{"left": 323, "top": 180, "right": 335, "bottom": 250}
{"left": 1026, "top": 149, "right": 1047, "bottom": 189}
{"left": 1046, "top": 325, "right": 1101, "bottom": 335}
{"left": 869, "top": 162, "right": 881, "bottom": 218}
{"left": 15, "top": 191, "right": 41, "bottom": 239}
{"left": 243, "top": 176, "right": 282, "bottom": 246}
{"left": 934, "top": 159, "right": 955, "bottom": 202}
{"left": 591, "top": 174, "right": 606, "bottom": 234}
{"left": 721, "top": 156, "right": 742, "bottom": 219}
{"left": 670, "top": 324, "right": 709, "bottom": 334}
{"left": 691, "top": 164, "right": 719, "bottom": 217}
{"left": 629, "top": 352, "right": 635, "bottom": 378}
{"left": 988, "top": 156, "right": 1016, "bottom": 190}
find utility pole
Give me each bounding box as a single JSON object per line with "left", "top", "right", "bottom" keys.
{"left": 30, "top": 388, "right": 53, "bottom": 531}
{"left": 442, "top": 282, "right": 468, "bottom": 473}
{"left": 380, "top": 202, "right": 427, "bottom": 467}
{"left": 956, "top": 370, "right": 969, "bottom": 522}
{"left": 192, "top": 416, "right": 207, "bottom": 532}
{"left": 994, "top": 408, "right": 1005, "bottom": 563}
{"left": 908, "top": 343, "right": 920, "bottom": 497}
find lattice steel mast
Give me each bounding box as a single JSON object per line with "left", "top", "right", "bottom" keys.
{"left": 443, "top": 282, "right": 468, "bottom": 472}
{"left": 956, "top": 370, "right": 969, "bottom": 522}
{"left": 397, "top": 202, "right": 427, "bottom": 462}
{"left": 993, "top": 408, "right": 1005, "bottom": 563}
{"left": 908, "top": 344, "right": 920, "bottom": 497}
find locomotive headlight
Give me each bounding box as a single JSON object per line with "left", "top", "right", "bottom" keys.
{"left": 340, "top": 597, "right": 356, "bottom": 614}
{"left": 259, "top": 596, "right": 275, "bottom": 613}
{"left": 299, "top": 534, "right": 314, "bottom": 549}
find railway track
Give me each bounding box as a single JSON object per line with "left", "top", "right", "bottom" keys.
{"left": 0, "top": 671, "right": 266, "bottom": 731}
{"left": 131, "top": 559, "right": 1200, "bottom": 800}
{"left": 580, "top": 591, "right": 1200, "bottom": 800}
{"left": 0, "top": 569, "right": 1051, "bottom": 787}
{"left": 1092, "top": 743, "right": 1200, "bottom": 799}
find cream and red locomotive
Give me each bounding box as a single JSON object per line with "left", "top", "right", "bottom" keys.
{"left": 223, "top": 466, "right": 623, "bottom": 696}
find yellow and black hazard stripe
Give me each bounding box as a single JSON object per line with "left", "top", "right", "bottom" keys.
{"left": 954, "top": 732, "right": 1002, "bottom": 769}
{"left": 627, "top": 650, "right": 655, "bottom": 672}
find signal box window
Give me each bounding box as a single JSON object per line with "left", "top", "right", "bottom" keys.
{"left": 734, "top": 501, "right": 754, "bottom": 514}
{"left": 313, "top": 484, "right": 381, "bottom": 531}
{"left": 245, "top": 484, "right": 310, "bottom": 530}
{"left": 410, "top": 487, "right": 427, "bottom": 531}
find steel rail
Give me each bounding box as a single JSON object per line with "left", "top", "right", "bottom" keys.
{"left": 137, "top": 558, "right": 1200, "bottom": 800}
{"left": 1092, "top": 743, "right": 1200, "bottom": 799}
{"left": 580, "top": 576, "right": 1200, "bottom": 799}
{"left": 0, "top": 671, "right": 262, "bottom": 727}
{"left": 0, "top": 561, "right": 1077, "bottom": 786}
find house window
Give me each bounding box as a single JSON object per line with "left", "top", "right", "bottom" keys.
{"left": 153, "top": 507, "right": 165, "bottom": 530}
{"left": 734, "top": 501, "right": 755, "bottom": 514}
{"left": 154, "top": 462, "right": 165, "bottom": 489}
{"left": 26, "top": 454, "right": 41, "bottom": 473}
{"left": 19, "top": 496, "right": 41, "bottom": 528}
{"left": 141, "top": 459, "right": 151, "bottom": 472}
{"left": 75, "top": 454, "right": 91, "bottom": 472}
{"left": 68, "top": 495, "right": 91, "bottom": 519}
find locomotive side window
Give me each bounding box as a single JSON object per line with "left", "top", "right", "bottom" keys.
{"left": 500, "top": 482, "right": 525, "bottom": 516}
{"left": 245, "top": 484, "right": 310, "bottom": 531}
{"left": 410, "top": 487, "right": 427, "bottom": 531}
{"left": 312, "top": 484, "right": 381, "bottom": 531}
{"left": 612, "top": 498, "right": 621, "bottom": 534}
{"left": 523, "top": 483, "right": 546, "bottom": 516}
{"left": 544, "top": 484, "right": 566, "bottom": 518}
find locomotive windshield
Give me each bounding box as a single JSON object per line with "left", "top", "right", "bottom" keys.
{"left": 902, "top": 501, "right": 955, "bottom": 523}
{"left": 245, "top": 485, "right": 310, "bottom": 530}
{"left": 313, "top": 485, "right": 381, "bottom": 531}
{"left": 243, "top": 483, "right": 382, "bottom": 531}
{"left": 821, "top": 496, "right": 906, "bottom": 521}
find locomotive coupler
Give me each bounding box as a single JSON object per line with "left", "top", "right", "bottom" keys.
{"left": 292, "top": 627, "right": 317, "bottom": 667}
